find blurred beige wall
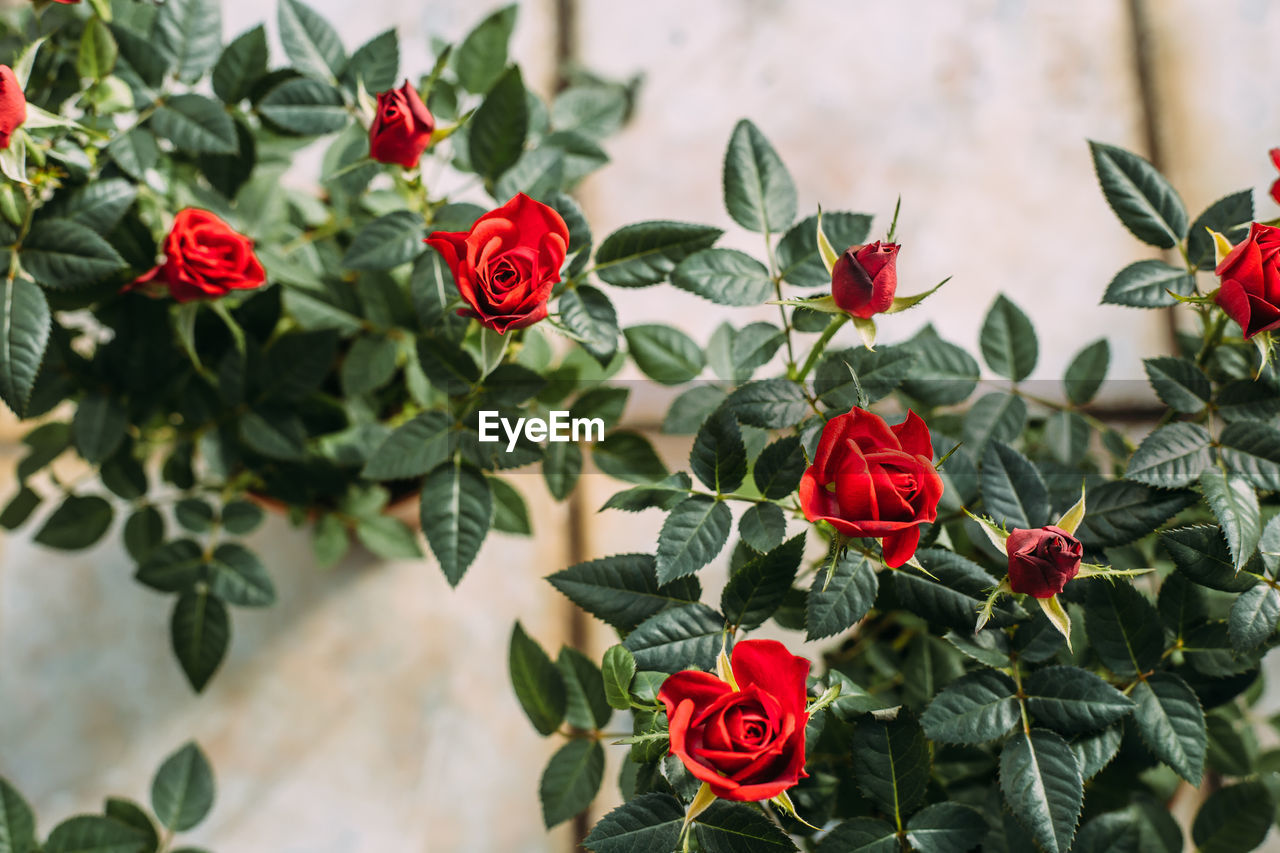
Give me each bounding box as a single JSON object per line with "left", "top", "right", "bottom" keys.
{"left": 4, "top": 1, "right": 1280, "bottom": 851}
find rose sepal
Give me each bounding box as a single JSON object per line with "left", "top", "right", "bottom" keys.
{"left": 715, "top": 642, "right": 738, "bottom": 690}
{"left": 478, "top": 325, "right": 510, "bottom": 377}
{"left": 963, "top": 508, "right": 1009, "bottom": 556}
{"left": 1037, "top": 594, "right": 1072, "bottom": 650}
{"left": 0, "top": 130, "right": 25, "bottom": 184}
{"left": 815, "top": 206, "right": 840, "bottom": 275}
{"left": 1206, "top": 228, "right": 1235, "bottom": 267}
{"left": 680, "top": 782, "right": 718, "bottom": 840}
{"left": 1253, "top": 330, "right": 1275, "bottom": 376}
{"left": 805, "top": 681, "right": 842, "bottom": 716}
{"left": 1075, "top": 564, "right": 1153, "bottom": 580}
{"left": 975, "top": 578, "right": 1012, "bottom": 632}
{"left": 883, "top": 276, "right": 951, "bottom": 315}
{"left": 1056, "top": 483, "right": 1086, "bottom": 536}
{"left": 770, "top": 789, "right": 820, "bottom": 830}
{"left": 768, "top": 294, "right": 841, "bottom": 313}
{"left": 851, "top": 316, "right": 876, "bottom": 350}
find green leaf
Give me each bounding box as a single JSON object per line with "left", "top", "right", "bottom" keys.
{"left": 489, "top": 477, "right": 531, "bottom": 536}
{"left": 360, "top": 412, "right": 450, "bottom": 481}
{"left": 1089, "top": 141, "right": 1188, "bottom": 248}
{"left": 213, "top": 25, "right": 268, "bottom": 104}
{"left": 1083, "top": 580, "right": 1164, "bottom": 677}
{"left": 1025, "top": 666, "right": 1134, "bottom": 733}
{"left": 776, "top": 211, "right": 873, "bottom": 287}
{"left": 34, "top": 495, "right": 112, "bottom": 550}
{"left": 56, "top": 179, "right": 137, "bottom": 235}
{"left": 355, "top": 515, "right": 422, "bottom": 559}
{"left": 738, "top": 503, "right": 785, "bottom": 553}
{"left": 153, "top": 0, "right": 221, "bottom": 83}
{"left": 0, "top": 486, "right": 39, "bottom": 531}
{"left": 593, "top": 431, "right": 668, "bottom": 484}
{"left": 1229, "top": 583, "right": 1279, "bottom": 652}
{"left": 454, "top": 4, "right": 517, "bottom": 93}
{"left": 150, "top": 94, "right": 238, "bottom": 154}
{"left": 1218, "top": 420, "right": 1280, "bottom": 491}
{"left": 539, "top": 739, "right": 604, "bottom": 828}
{"left": 343, "top": 28, "right": 399, "bottom": 94}
{"left": 72, "top": 392, "right": 127, "bottom": 465}
{"left": 625, "top": 324, "right": 704, "bottom": 385}
{"left": 78, "top": 17, "right": 118, "bottom": 80}
{"left": 0, "top": 276, "right": 49, "bottom": 417}
{"left": 690, "top": 408, "right": 746, "bottom": 493}
{"left": 43, "top": 816, "right": 149, "bottom": 853}
{"left": 494, "top": 147, "right": 565, "bottom": 201}
{"left": 754, "top": 436, "right": 806, "bottom": 500}
{"left": 723, "top": 119, "right": 796, "bottom": 234}
{"left": 1125, "top": 422, "right": 1213, "bottom": 488}
{"left": 999, "top": 729, "right": 1083, "bottom": 853}
{"left": 655, "top": 495, "right": 732, "bottom": 583}
{"left": 725, "top": 379, "right": 808, "bottom": 429}
{"left": 962, "top": 392, "right": 1026, "bottom": 456}
{"left": 943, "top": 628, "right": 1011, "bottom": 668}
{"left": 151, "top": 741, "right": 215, "bottom": 832}
{"left": 594, "top": 221, "right": 723, "bottom": 288}
{"left": 1191, "top": 780, "right": 1274, "bottom": 853}
{"left": 694, "top": 801, "right": 799, "bottom": 852}
{"left": 601, "top": 644, "right": 637, "bottom": 711}
{"left": 1070, "top": 726, "right": 1123, "bottom": 781}
{"left": 899, "top": 329, "right": 980, "bottom": 406}
{"left": 342, "top": 211, "right": 425, "bottom": 270}
{"left": 1160, "top": 526, "right": 1259, "bottom": 592}
{"left": 1130, "top": 671, "right": 1205, "bottom": 784}
{"left": 814, "top": 818, "right": 899, "bottom": 853}
{"left": 920, "top": 670, "right": 1020, "bottom": 744}
{"left": 670, "top": 248, "right": 773, "bottom": 306}
{"left": 543, "top": 440, "right": 582, "bottom": 501}
{"left": 1044, "top": 410, "right": 1090, "bottom": 466}
{"left": 340, "top": 334, "right": 399, "bottom": 397}
{"left": 905, "top": 803, "right": 987, "bottom": 853}
{"left": 894, "top": 548, "right": 1015, "bottom": 633}
{"left": 1076, "top": 480, "right": 1195, "bottom": 549}
{"left": 221, "top": 500, "right": 263, "bottom": 535}
{"left": 278, "top": 0, "right": 346, "bottom": 80}
{"left": 238, "top": 409, "right": 306, "bottom": 460}
{"left": 509, "top": 622, "right": 566, "bottom": 736}
{"left": 599, "top": 473, "right": 692, "bottom": 514}
{"left": 623, "top": 603, "right": 726, "bottom": 673}
{"left": 135, "top": 539, "right": 203, "bottom": 592}
{"left": 551, "top": 85, "right": 627, "bottom": 138}
{"left": 547, "top": 550, "right": 706, "bottom": 630}
{"left": 107, "top": 129, "right": 158, "bottom": 182}
{"left": 851, "top": 712, "right": 929, "bottom": 823}
{"left": 1064, "top": 338, "right": 1109, "bottom": 405}
{"left": 980, "top": 294, "right": 1038, "bottom": 381}
{"left": 981, "top": 440, "right": 1050, "bottom": 530}
{"left": 816, "top": 346, "right": 915, "bottom": 408}
{"left": 1143, "top": 356, "right": 1211, "bottom": 412}
{"left": 101, "top": 800, "right": 156, "bottom": 852}
{"left": 257, "top": 78, "right": 348, "bottom": 136}
{"left": 469, "top": 66, "right": 528, "bottom": 181}
{"left": 421, "top": 459, "right": 492, "bottom": 587}
{"left": 1187, "top": 190, "right": 1253, "bottom": 269}
{"left": 171, "top": 589, "right": 229, "bottom": 692}
{"left": 558, "top": 647, "right": 611, "bottom": 730}
{"left": 20, "top": 219, "right": 125, "bottom": 288}
{"left": 1200, "top": 468, "right": 1260, "bottom": 571}
{"left": 558, "top": 285, "right": 618, "bottom": 363}
{"left": 207, "top": 543, "right": 276, "bottom": 606}
{"left": 177, "top": 499, "right": 214, "bottom": 534}
{"left": 722, "top": 534, "right": 804, "bottom": 631}
{"left": 807, "top": 552, "right": 878, "bottom": 640}
{"left": 582, "top": 793, "right": 683, "bottom": 853}
{"left": 1102, "top": 260, "right": 1196, "bottom": 308}
{"left": 0, "top": 776, "right": 35, "bottom": 853}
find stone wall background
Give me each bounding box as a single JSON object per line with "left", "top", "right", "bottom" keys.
{"left": 3, "top": 0, "right": 1280, "bottom": 851}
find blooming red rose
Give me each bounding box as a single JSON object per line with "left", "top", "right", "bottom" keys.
{"left": 131, "top": 209, "right": 266, "bottom": 303}
{"left": 1270, "top": 148, "right": 1280, "bottom": 206}
{"left": 369, "top": 81, "right": 435, "bottom": 169}
{"left": 798, "top": 408, "right": 942, "bottom": 568}
{"left": 0, "top": 65, "right": 26, "bottom": 151}
{"left": 1214, "top": 222, "right": 1280, "bottom": 339}
{"left": 425, "top": 193, "right": 568, "bottom": 334}
{"left": 658, "top": 639, "right": 810, "bottom": 802}
{"left": 831, "top": 241, "right": 899, "bottom": 318}
{"left": 1006, "top": 525, "right": 1083, "bottom": 598}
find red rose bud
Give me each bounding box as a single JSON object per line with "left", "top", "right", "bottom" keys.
{"left": 370, "top": 81, "right": 435, "bottom": 169}
{"left": 1214, "top": 222, "right": 1280, "bottom": 339}
{"left": 797, "top": 407, "right": 943, "bottom": 568}
{"left": 831, "top": 241, "right": 899, "bottom": 318}
{"left": 0, "top": 65, "right": 27, "bottom": 151}
{"left": 425, "top": 193, "right": 568, "bottom": 334}
{"left": 1006, "top": 525, "right": 1083, "bottom": 598}
{"left": 131, "top": 209, "right": 266, "bottom": 302}
{"left": 658, "top": 639, "right": 810, "bottom": 802}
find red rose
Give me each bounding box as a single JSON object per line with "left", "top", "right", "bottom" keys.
{"left": 425, "top": 193, "right": 568, "bottom": 334}
{"left": 1270, "top": 148, "right": 1280, "bottom": 206}
{"left": 0, "top": 65, "right": 26, "bottom": 151}
{"left": 658, "top": 639, "right": 810, "bottom": 802}
{"left": 1214, "top": 222, "right": 1280, "bottom": 339}
{"left": 1006, "top": 525, "right": 1083, "bottom": 598}
{"left": 369, "top": 81, "right": 435, "bottom": 169}
{"left": 132, "top": 209, "right": 266, "bottom": 303}
{"left": 831, "top": 241, "right": 899, "bottom": 318}
{"left": 798, "top": 408, "right": 942, "bottom": 568}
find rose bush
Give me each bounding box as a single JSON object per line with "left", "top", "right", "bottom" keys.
{"left": 511, "top": 123, "right": 1280, "bottom": 853}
